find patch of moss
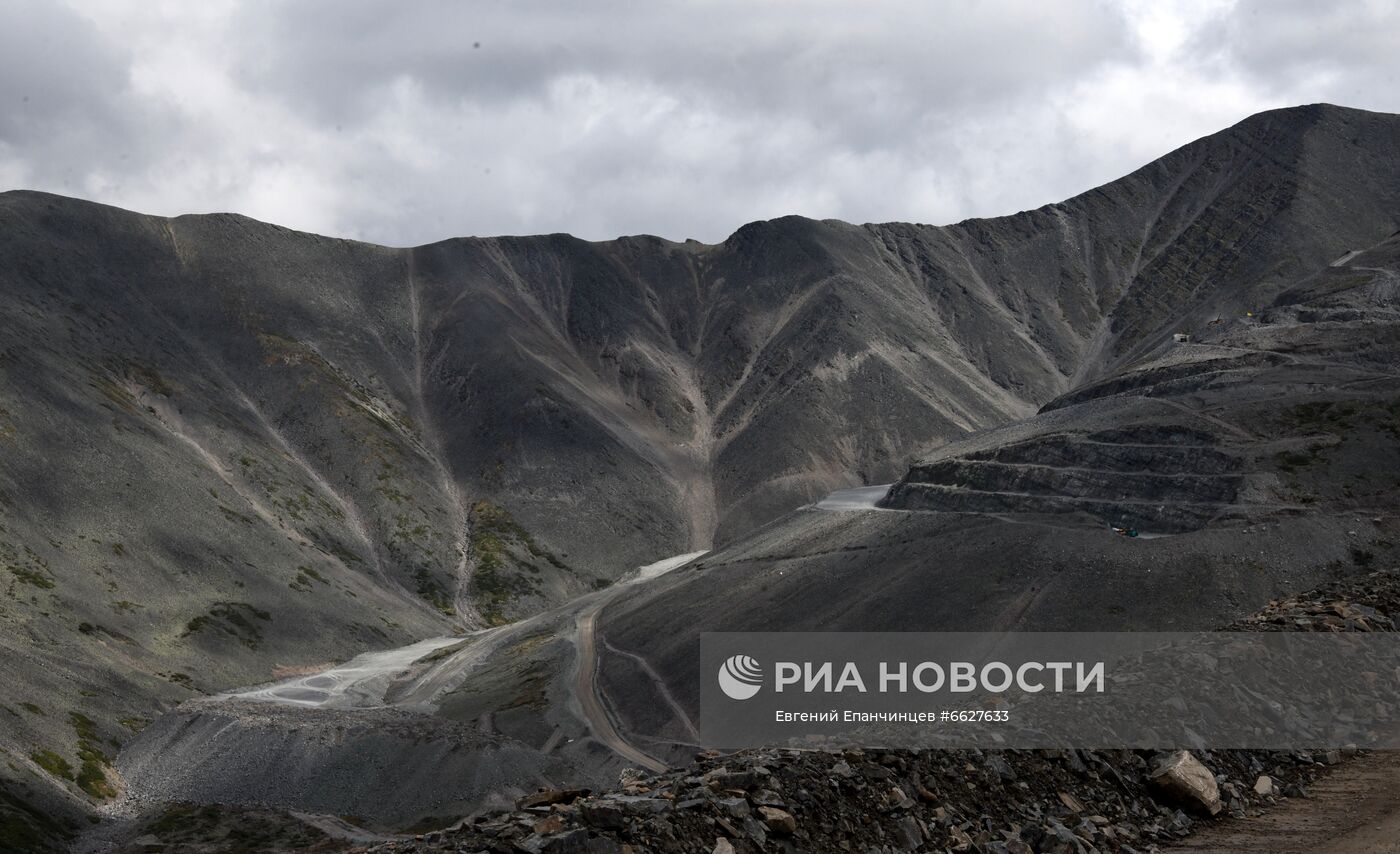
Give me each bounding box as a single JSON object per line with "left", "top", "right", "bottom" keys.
{"left": 75, "top": 761, "right": 114, "bottom": 799}
{"left": 379, "top": 485, "right": 412, "bottom": 505}
{"left": 316, "top": 538, "right": 363, "bottom": 566}
{"left": 413, "top": 568, "right": 455, "bottom": 616}
{"left": 68, "top": 712, "right": 99, "bottom": 743}
{"left": 18, "top": 703, "right": 42, "bottom": 716}
{"left": 87, "top": 375, "right": 138, "bottom": 413}
{"left": 29, "top": 750, "right": 72, "bottom": 781}
{"left": 122, "top": 360, "right": 173, "bottom": 397}
{"left": 181, "top": 603, "right": 272, "bottom": 649}
{"left": 217, "top": 505, "right": 256, "bottom": 526}
{"left": 467, "top": 500, "right": 570, "bottom": 623}
{"left": 5, "top": 544, "right": 55, "bottom": 592}
{"left": 118, "top": 717, "right": 149, "bottom": 733}
{"left": 290, "top": 565, "right": 329, "bottom": 593}
{"left": 161, "top": 672, "right": 197, "bottom": 691}
{"left": 6, "top": 566, "right": 54, "bottom": 589}
{"left": 256, "top": 333, "right": 415, "bottom": 436}
{"left": 70, "top": 712, "right": 116, "bottom": 799}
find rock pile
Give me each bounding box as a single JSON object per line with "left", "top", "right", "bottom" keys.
{"left": 1228, "top": 569, "right": 1400, "bottom": 632}
{"left": 359, "top": 744, "right": 1340, "bottom": 853}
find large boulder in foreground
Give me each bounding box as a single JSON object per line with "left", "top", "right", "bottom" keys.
{"left": 1150, "top": 750, "right": 1223, "bottom": 815}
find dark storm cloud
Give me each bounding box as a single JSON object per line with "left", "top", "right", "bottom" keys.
{"left": 1194, "top": 0, "right": 1400, "bottom": 103}
{"left": 237, "top": 1, "right": 1130, "bottom": 143}
{"left": 0, "top": 0, "right": 162, "bottom": 192}
{"left": 0, "top": 1, "right": 1397, "bottom": 245}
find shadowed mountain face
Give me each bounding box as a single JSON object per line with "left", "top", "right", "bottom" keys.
{"left": 2, "top": 104, "right": 1400, "bottom": 830}
{"left": 598, "top": 229, "right": 1400, "bottom": 765}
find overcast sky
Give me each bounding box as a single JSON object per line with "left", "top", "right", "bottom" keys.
{"left": 2, "top": 1, "right": 1398, "bottom": 245}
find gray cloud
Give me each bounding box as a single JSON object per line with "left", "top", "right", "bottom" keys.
{"left": 1195, "top": 0, "right": 1400, "bottom": 103}
{"left": 0, "top": 0, "right": 164, "bottom": 192}
{"left": 1, "top": 1, "right": 1398, "bottom": 245}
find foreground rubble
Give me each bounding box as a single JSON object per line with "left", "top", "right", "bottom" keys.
{"left": 358, "top": 745, "right": 1345, "bottom": 854}
{"left": 1229, "top": 569, "right": 1400, "bottom": 632}
{"left": 356, "top": 568, "right": 1400, "bottom": 854}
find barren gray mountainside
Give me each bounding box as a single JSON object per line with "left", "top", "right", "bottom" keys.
{"left": 2, "top": 103, "right": 1400, "bottom": 843}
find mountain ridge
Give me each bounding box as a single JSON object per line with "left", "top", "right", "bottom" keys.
{"left": 4, "top": 101, "right": 1378, "bottom": 247}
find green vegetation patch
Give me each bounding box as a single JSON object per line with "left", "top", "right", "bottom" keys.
{"left": 256, "top": 332, "right": 415, "bottom": 436}
{"left": 217, "top": 505, "right": 256, "bottom": 526}
{"left": 161, "top": 672, "right": 197, "bottom": 691}
{"left": 289, "top": 565, "right": 328, "bottom": 593}
{"left": 70, "top": 712, "right": 116, "bottom": 799}
{"left": 468, "top": 500, "right": 572, "bottom": 625}
{"left": 6, "top": 566, "right": 53, "bottom": 589}
{"left": 87, "top": 374, "right": 138, "bottom": 413}
{"left": 121, "top": 360, "right": 174, "bottom": 397}
{"left": 413, "top": 567, "right": 455, "bottom": 616}
{"left": 3, "top": 543, "right": 56, "bottom": 591}
{"left": 181, "top": 602, "right": 273, "bottom": 649}
{"left": 86, "top": 358, "right": 173, "bottom": 414}
{"left": 29, "top": 750, "right": 72, "bottom": 781}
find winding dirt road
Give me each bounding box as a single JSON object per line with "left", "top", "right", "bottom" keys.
{"left": 574, "top": 600, "right": 669, "bottom": 773}
{"left": 570, "top": 549, "right": 707, "bottom": 773}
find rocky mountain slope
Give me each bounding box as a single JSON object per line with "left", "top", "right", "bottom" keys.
{"left": 2, "top": 103, "right": 1400, "bottom": 842}
{"left": 599, "top": 227, "right": 1400, "bottom": 751}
